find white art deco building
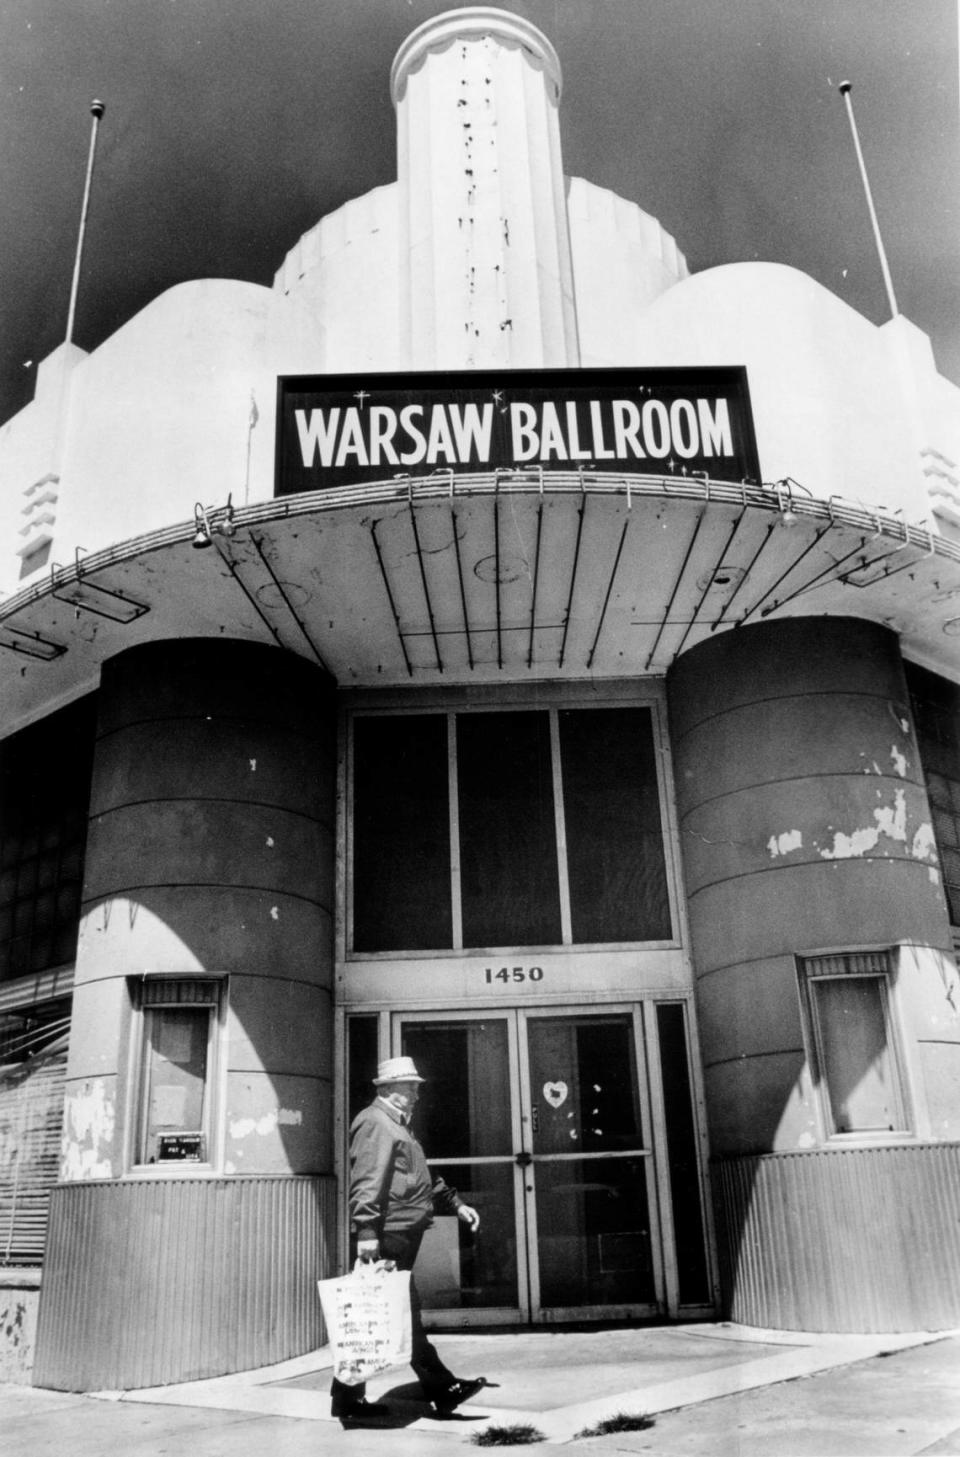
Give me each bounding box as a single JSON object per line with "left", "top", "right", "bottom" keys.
{"left": 1, "top": 7, "right": 959, "bottom": 1391}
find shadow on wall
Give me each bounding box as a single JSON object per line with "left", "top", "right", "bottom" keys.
{"left": 59, "top": 637, "right": 339, "bottom": 1186}
{"left": 33, "top": 639, "right": 340, "bottom": 1391}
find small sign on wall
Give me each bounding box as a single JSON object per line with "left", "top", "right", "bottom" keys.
{"left": 157, "top": 1132, "right": 204, "bottom": 1162}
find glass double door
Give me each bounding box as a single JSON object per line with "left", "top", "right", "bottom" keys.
{"left": 395, "top": 1006, "right": 695, "bottom": 1324}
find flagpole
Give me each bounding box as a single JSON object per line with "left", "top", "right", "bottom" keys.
{"left": 838, "top": 81, "right": 899, "bottom": 320}
{"left": 65, "top": 100, "right": 105, "bottom": 347}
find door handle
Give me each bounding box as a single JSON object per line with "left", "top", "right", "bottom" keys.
{"left": 515, "top": 1150, "right": 532, "bottom": 1168}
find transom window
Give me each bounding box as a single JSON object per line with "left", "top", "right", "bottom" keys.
{"left": 797, "top": 950, "right": 908, "bottom": 1138}
{"left": 350, "top": 705, "right": 672, "bottom": 953}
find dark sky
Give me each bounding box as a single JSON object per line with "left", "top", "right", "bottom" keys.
{"left": 2, "top": 0, "right": 957, "bottom": 429}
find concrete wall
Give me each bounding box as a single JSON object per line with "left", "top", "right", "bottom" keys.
{"left": 569, "top": 176, "right": 687, "bottom": 369}
{"left": 667, "top": 616, "right": 957, "bottom": 1156}
{"left": 0, "top": 1271, "right": 39, "bottom": 1383}
{"left": 630, "top": 261, "right": 960, "bottom": 520}
{"left": 269, "top": 183, "right": 401, "bottom": 377}
{"left": 52, "top": 281, "right": 271, "bottom": 556}
{"left": 61, "top": 637, "right": 336, "bottom": 1180}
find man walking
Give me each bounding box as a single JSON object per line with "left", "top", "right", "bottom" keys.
{"left": 330, "top": 1055, "right": 488, "bottom": 1427}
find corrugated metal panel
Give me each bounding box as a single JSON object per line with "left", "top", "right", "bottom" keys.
{"left": 0, "top": 1051, "right": 65, "bottom": 1265}
{"left": 713, "top": 1143, "right": 960, "bottom": 1332}
{"left": 33, "top": 1174, "right": 336, "bottom": 1391}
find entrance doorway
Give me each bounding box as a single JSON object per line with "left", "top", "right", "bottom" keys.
{"left": 375, "top": 1005, "right": 711, "bottom": 1325}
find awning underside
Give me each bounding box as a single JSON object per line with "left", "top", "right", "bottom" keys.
{"left": 2, "top": 472, "right": 959, "bottom": 723}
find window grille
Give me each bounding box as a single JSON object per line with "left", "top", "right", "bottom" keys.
{"left": 801, "top": 950, "right": 890, "bottom": 979}
{"left": 140, "top": 978, "right": 220, "bottom": 1008}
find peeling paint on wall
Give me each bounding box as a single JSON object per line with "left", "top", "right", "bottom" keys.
{"left": 61, "top": 1079, "right": 115, "bottom": 1180}
{"left": 890, "top": 744, "right": 908, "bottom": 777}
{"left": 767, "top": 829, "right": 803, "bottom": 858}
{"left": 229, "top": 1107, "right": 303, "bottom": 1140}
{"left": 0, "top": 1293, "right": 36, "bottom": 1382}
{"left": 819, "top": 789, "right": 907, "bottom": 859}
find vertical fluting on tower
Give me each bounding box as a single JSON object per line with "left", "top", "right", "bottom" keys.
{"left": 392, "top": 7, "right": 580, "bottom": 370}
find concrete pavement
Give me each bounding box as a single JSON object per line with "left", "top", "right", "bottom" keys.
{"left": 2, "top": 1323, "right": 959, "bottom": 1455}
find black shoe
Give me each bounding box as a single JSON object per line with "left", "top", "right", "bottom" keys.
{"left": 332, "top": 1397, "right": 392, "bottom": 1427}
{"left": 432, "top": 1377, "right": 487, "bottom": 1416}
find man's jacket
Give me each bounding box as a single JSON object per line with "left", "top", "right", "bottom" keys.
{"left": 349, "top": 1097, "right": 463, "bottom": 1242}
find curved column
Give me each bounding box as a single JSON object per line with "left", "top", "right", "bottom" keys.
{"left": 668, "top": 616, "right": 960, "bottom": 1330}
{"left": 37, "top": 638, "right": 336, "bottom": 1388}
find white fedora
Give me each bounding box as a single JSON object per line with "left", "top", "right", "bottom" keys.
{"left": 373, "top": 1055, "right": 425, "bottom": 1085}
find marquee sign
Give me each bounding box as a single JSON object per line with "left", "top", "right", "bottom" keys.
{"left": 275, "top": 367, "right": 761, "bottom": 496}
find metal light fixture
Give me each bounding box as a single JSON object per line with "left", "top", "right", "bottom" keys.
{"left": 192, "top": 495, "right": 235, "bottom": 549}
{"left": 192, "top": 503, "right": 213, "bottom": 549}
{"left": 218, "top": 494, "right": 236, "bottom": 537}
{"left": 775, "top": 480, "right": 799, "bottom": 527}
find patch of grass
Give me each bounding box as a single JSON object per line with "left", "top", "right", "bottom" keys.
{"left": 573, "top": 1412, "right": 655, "bottom": 1438}
{"left": 470, "top": 1423, "right": 547, "bottom": 1446}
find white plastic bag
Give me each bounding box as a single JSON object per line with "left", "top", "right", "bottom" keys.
{"left": 317, "top": 1261, "right": 413, "bottom": 1385}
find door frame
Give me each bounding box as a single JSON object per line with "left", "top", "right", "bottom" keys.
{"left": 385, "top": 1001, "right": 682, "bottom": 1326}
{"left": 395, "top": 1006, "right": 529, "bottom": 1327}
{"left": 513, "top": 1002, "right": 665, "bottom": 1323}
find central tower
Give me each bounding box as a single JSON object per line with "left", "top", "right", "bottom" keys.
{"left": 392, "top": 6, "right": 579, "bottom": 370}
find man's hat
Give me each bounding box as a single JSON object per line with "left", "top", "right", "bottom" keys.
{"left": 373, "top": 1056, "right": 425, "bottom": 1085}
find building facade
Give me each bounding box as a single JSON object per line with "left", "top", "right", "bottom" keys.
{"left": 2, "top": 7, "right": 960, "bottom": 1390}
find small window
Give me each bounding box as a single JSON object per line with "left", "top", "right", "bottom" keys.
{"left": 0, "top": 697, "right": 96, "bottom": 982}
{"left": 134, "top": 979, "right": 223, "bottom": 1167}
{"left": 798, "top": 951, "right": 908, "bottom": 1137}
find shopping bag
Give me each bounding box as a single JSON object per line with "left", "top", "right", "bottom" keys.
{"left": 317, "top": 1261, "right": 412, "bottom": 1385}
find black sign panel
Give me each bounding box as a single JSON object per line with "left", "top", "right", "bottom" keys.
{"left": 157, "top": 1132, "right": 204, "bottom": 1163}
{"left": 275, "top": 367, "right": 761, "bottom": 497}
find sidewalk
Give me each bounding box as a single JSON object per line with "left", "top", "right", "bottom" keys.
{"left": 4, "top": 1323, "right": 960, "bottom": 1455}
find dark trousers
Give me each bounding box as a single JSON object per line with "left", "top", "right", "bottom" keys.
{"left": 330, "top": 1228, "right": 455, "bottom": 1408}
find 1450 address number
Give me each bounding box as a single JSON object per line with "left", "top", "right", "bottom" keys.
{"left": 484, "top": 966, "right": 544, "bottom": 984}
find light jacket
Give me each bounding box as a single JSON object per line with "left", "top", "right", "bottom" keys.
{"left": 349, "top": 1097, "right": 462, "bottom": 1242}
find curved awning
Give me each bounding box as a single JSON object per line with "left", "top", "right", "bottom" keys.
{"left": 1, "top": 470, "right": 959, "bottom": 727}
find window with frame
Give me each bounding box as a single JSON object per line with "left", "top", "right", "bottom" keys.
{"left": 797, "top": 951, "right": 908, "bottom": 1137}
{"left": 350, "top": 704, "right": 672, "bottom": 953}
{"left": 0, "top": 696, "right": 97, "bottom": 983}
{"left": 134, "top": 978, "right": 223, "bottom": 1167}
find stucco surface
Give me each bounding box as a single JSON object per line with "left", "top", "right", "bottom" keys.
{"left": 669, "top": 616, "right": 956, "bottom": 1154}
{"left": 631, "top": 261, "right": 953, "bottom": 516}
